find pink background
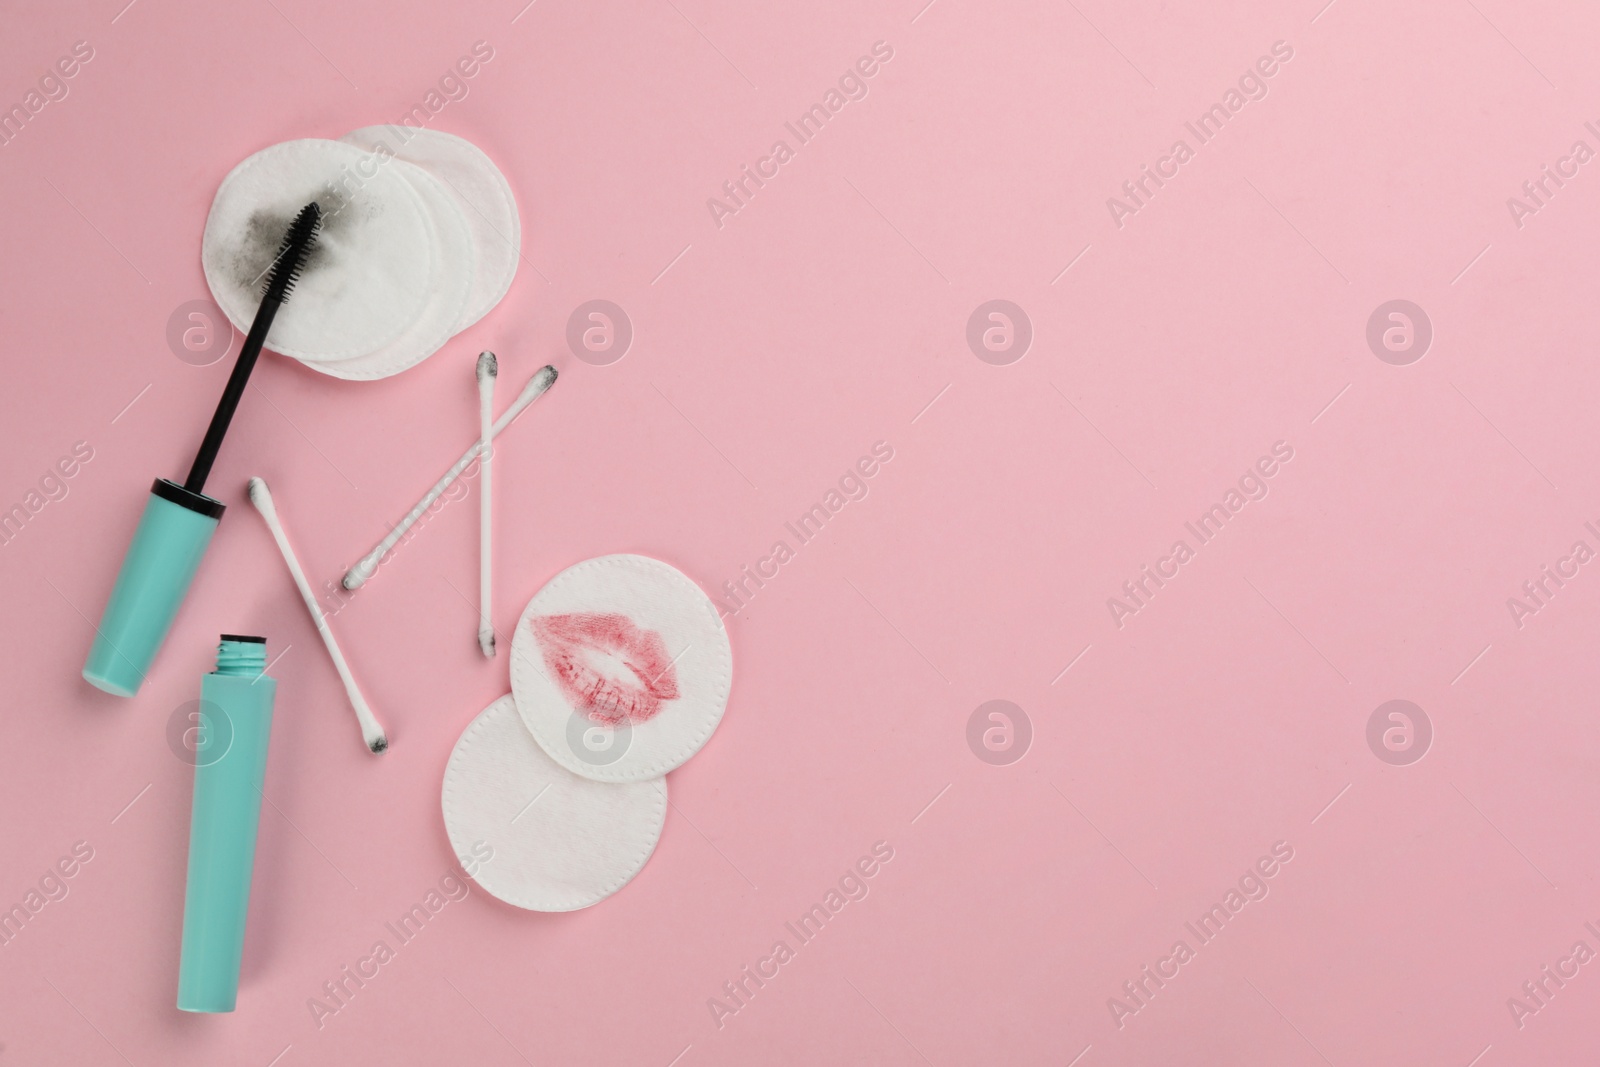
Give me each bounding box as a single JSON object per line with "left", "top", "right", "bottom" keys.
{"left": 3, "top": 0, "right": 1600, "bottom": 1063}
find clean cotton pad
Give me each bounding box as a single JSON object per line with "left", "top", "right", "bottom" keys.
{"left": 301, "top": 158, "right": 474, "bottom": 381}
{"left": 202, "top": 138, "right": 435, "bottom": 362}
{"left": 442, "top": 694, "right": 666, "bottom": 912}
{"left": 342, "top": 125, "right": 520, "bottom": 330}
{"left": 511, "top": 555, "right": 733, "bottom": 783}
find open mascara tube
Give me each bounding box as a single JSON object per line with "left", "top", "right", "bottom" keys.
{"left": 83, "top": 203, "right": 320, "bottom": 696}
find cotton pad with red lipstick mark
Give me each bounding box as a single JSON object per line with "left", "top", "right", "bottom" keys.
{"left": 511, "top": 555, "right": 733, "bottom": 783}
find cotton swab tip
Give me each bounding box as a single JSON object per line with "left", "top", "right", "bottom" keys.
{"left": 477, "top": 350, "right": 498, "bottom": 381}
{"left": 523, "top": 364, "right": 556, "bottom": 400}
{"left": 367, "top": 730, "right": 389, "bottom": 754}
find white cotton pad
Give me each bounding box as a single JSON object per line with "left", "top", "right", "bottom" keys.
{"left": 341, "top": 125, "right": 520, "bottom": 331}
{"left": 511, "top": 554, "right": 733, "bottom": 783}
{"left": 299, "top": 158, "right": 474, "bottom": 381}
{"left": 442, "top": 694, "right": 666, "bottom": 912}
{"left": 201, "top": 138, "right": 435, "bottom": 362}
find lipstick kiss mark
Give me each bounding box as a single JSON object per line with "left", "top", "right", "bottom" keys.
{"left": 531, "top": 613, "right": 681, "bottom": 726}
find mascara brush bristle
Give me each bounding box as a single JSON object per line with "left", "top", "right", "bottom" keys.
{"left": 262, "top": 202, "right": 321, "bottom": 303}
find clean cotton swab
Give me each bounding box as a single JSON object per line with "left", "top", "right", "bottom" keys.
{"left": 476, "top": 352, "right": 497, "bottom": 657}
{"left": 249, "top": 477, "right": 388, "bottom": 754}
{"left": 342, "top": 364, "right": 557, "bottom": 591}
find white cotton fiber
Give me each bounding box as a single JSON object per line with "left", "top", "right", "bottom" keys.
{"left": 301, "top": 158, "right": 473, "bottom": 380}
{"left": 442, "top": 694, "right": 666, "bottom": 912}
{"left": 342, "top": 125, "right": 521, "bottom": 331}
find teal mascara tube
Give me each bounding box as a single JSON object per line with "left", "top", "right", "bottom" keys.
{"left": 82, "top": 480, "right": 222, "bottom": 697}
{"left": 177, "top": 635, "right": 277, "bottom": 1013}
{"left": 81, "top": 203, "right": 320, "bottom": 697}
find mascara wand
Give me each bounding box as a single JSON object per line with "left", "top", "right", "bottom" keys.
{"left": 83, "top": 203, "right": 322, "bottom": 697}
{"left": 187, "top": 202, "right": 321, "bottom": 493}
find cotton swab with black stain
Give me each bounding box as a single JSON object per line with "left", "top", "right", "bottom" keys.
{"left": 477, "top": 351, "right": 497, "bottom": 657}
{"left": 341, "top": 364, "right": 557, "bottom": 591}
{"left": 185, "top": 202, "right": 321, "bottom": 494}
{"left": 248, "top": 477, "right": 388, "bottom": 754}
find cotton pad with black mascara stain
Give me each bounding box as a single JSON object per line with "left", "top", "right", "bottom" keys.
{"left": 202, "top": 138, "right": 436, "bottom": 364}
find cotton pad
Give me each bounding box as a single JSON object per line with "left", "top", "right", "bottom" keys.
{"left": 341, "top": 125, "right": 520, "bottom": 331}
{"left": 201, "top": 138, "right": 435, "bottom": 362}
{"left": 442, "top": 694, "right": 666, "bottom": 912}
{"left": 511, "top": 555, "right": 733, "bottom": 783}
{"left": 300, "top": 158, "right": 474, "bottom": 381}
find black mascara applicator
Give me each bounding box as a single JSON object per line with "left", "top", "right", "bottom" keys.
{"left": 83, "top": 202, "right": 321, "bottom": 697}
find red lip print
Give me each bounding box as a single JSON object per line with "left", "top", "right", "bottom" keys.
{"left": 531, "top": 613, "right": 681, "bottom": 726}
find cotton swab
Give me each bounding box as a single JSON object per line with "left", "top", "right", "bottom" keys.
{"left": 476, "top": 352, "right": 497, "bottom": 657}
{"left": 342, "top": 364, "right": 558, "bottom": 591}
{"left": 249, "top": 477, "right": 388, "bottom": 754}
